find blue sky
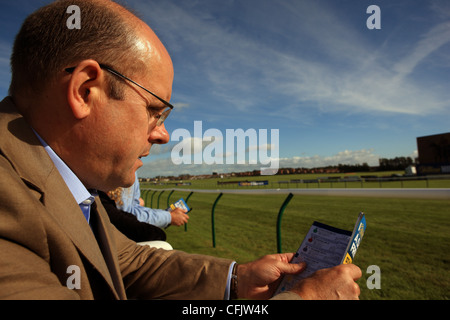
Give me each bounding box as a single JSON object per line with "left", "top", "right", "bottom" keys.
{"left": 1, "top": 0, "right": 449, "bottom": 178}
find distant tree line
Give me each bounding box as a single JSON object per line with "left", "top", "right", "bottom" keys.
{"left": 378, "top": 157, "right": 414, "bottom": 171}
{"left": 337, "top": 157, "right": 414, "bottom": 172}
{"left": 144, "top": 156, "right": 416, "bottom": 181}
{"left": 337, "top": 163, "right": 370, "bottom": 172}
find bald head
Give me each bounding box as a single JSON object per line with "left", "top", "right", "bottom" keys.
{"left": 9, "top": 0, "right": 175, "bottom": 191}
{"left": 10, "top": 0, "right": 172, "bottom": 100}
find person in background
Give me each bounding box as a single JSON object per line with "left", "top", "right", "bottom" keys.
{"left": 99, "top": 190, "right": 173, "bottom": 250}
{"left": 108, "top": 172, "right": 189, "bottom": 228}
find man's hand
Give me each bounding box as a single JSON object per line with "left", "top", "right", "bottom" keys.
{"left": 169, "top": 208, "right": 189, "bottom": 226}
{"left": 291, "top": 264, "right": 362, "bottom": 300}
{"left": 235, "top": 253, "right": 306, "bottom": 299}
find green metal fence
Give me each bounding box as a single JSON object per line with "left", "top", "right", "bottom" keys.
{"left": 141, "top": 189, "right": 295, "bottom": 252}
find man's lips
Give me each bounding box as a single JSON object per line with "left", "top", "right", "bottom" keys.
{"left": 139, "top": 152, "right": 150, "bottom": 159}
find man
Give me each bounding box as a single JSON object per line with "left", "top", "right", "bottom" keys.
{"left": 0, "top": 0, "right": 361, "bottom": 300}
{"left": 111, "top": 172, "right": 189, "bottom": 228}
{"left": 99, "top": 190, "right": 173, "bottom": 250}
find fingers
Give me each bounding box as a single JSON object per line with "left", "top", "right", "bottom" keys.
{"left": 273, "top": 253, "right": 306, "bottom": 275}
{"left": 290, "top": 264, "right": 362, "bottom": 300}
{"left": 237, "top": 253, "right": 361, "bottom": 300}
{"left": 170, "top": 209, "right": 189, "bottom": 226}
{"left": 331, "top": 264, "right": 361, "bottom": 299}
{"left": 278, "top": 260, "right": 306, "bottom": 276}
{"left": 346, "top": 263, "right": 363, "bottom": 281}
{"left": 234, "top": 254, "right": 306, "bottom": 300}
{"left": 171, "top": 208, "right": 188, "bottom": 215}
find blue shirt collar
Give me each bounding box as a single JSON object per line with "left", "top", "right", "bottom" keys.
{"left": 32, "top": 130, "right": 95, "bottom": 207}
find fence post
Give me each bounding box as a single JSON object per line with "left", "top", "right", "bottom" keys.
{"left": 277, "top": 193, "right": 294, "bottom": 253}
{"left": 184, "top": 192, "right": 194, "bottom": 232}
{"left": 166, "top": 190, "right": 175, "bottom": 208}
{"left": 157, "top": 190, "right": 165, "bottom": 209}
{"left": 141, "top": 189, "right": 150, "bottom": 206}
{"left": 150, "top": 190, "right": 157, "bottom": 207}
{"left": 211, "top": 193, "right": 223, "bottom": 248}
{"left": 185, "top": 191, "right": 194, "bottom": 203}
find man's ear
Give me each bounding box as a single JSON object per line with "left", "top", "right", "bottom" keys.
{"left": 66, "top": 60, "right": 105, "bottom": 119}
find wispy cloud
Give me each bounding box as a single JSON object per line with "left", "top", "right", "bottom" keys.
{"left": 392, "top": 21, "right": 450, "bottom": 78}
{"left": 173, "top": 102, "right": 190, "bottom": 109}
{"left": 261, "top": 2, "right": 450, "bottom": 116}
{"left": 133, "top": 0, "right": 448, "bottom": 178}
{"left": 137, "top": 0, "right": 450, "bottom": 122}
{"left": 278, "top": 149, "right": 380, "bottom": 169}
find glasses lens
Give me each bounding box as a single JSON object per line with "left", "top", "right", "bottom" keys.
{"left": 156, "top": 107, "right": 172, "bottom": 126}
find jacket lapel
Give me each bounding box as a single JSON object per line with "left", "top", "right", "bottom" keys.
{"left": 91, "top": 198, "right": 127, "bottom": 299}
{"left": 43, "top": 169, "right": 121, "bottom": 298}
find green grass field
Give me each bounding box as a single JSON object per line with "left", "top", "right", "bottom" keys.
{"left": 144, "top": 188, "right": 450, "bottom": 300}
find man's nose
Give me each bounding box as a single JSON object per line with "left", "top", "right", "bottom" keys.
{"left": 149, "top": 123, "right": 170, "bottom": 144}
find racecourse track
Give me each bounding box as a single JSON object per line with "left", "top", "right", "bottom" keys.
{"left": 167, "top": 188, "right": 450, "bottom": 199}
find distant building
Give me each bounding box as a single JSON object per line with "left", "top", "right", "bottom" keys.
{"left": 416, "top": 132, "right": 450, "bottom": 175}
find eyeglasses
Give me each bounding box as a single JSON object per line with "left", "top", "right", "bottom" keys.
{"left": 65, "top": 64, "right": 173, "bottom": 126}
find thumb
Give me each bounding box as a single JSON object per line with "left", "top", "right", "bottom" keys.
{"left": 279, "top": 261, "right": 307, "bottom": 276}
